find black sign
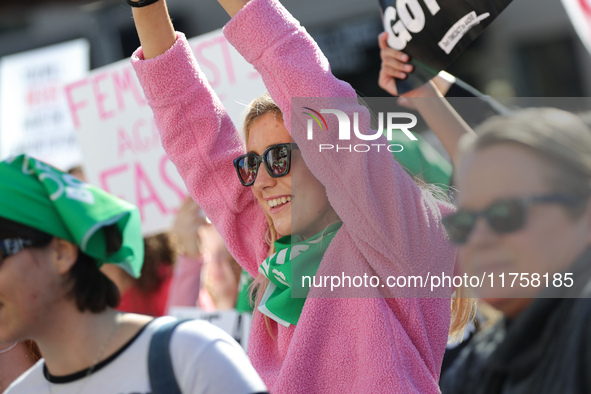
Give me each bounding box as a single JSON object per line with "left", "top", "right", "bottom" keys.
{"left": 379, "top": 0, "right": 513, "bottom": 93}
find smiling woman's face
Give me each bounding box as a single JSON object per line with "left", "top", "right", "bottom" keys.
{"left": 455, "top": 143, "right": 591, "bottom": 316}
{"left": 246, "top": 112, "right": 335, "bottom": 238}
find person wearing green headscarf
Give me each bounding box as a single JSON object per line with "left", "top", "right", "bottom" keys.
{"left": 0, "top": 154, "right": 144, "bottom": 277}
{"left": 1, "top": 154, "right": 266, "bottom": 394}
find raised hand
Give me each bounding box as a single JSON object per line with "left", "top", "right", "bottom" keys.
{"left": 378, "top": 31, "right": 455, "bottom": 99}
{"left": 199, "top": 223, "right": 240, "bottom": 310}
{"left": 378, "top": 32, "right": 413, "bottom": 97}
{"left": 172, "top": 197, "right": 208, "bottom": 259}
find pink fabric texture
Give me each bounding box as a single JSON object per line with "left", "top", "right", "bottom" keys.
{"left": 132, "top": 0, "right": 457, "bottom": 392}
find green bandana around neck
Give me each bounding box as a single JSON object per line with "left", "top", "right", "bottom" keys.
{"left": 258, "top": 222, "right": 342, "bottom": 327}
{"left": 235, "top": 269, "right": 255, "bottom": 313}
{"left": 0, "top": 155, "right": 144, "bottom": 278}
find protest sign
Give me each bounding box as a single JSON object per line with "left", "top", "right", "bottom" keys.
{"left": 561, "top": 0, "right": 591, "bottom": 55}
{"left": 0, "top": 39, "right": 89, "bottom": 170}
{"left": 169, "top": 307, "right": 252, "bottom": 351}
{"left": 379, "top": 0, "right": 513, "bottom": 93}
{"left": 65, "top": 30, "right": 266, "bottom": 236}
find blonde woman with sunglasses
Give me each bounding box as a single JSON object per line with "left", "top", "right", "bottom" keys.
{"left": 130, "top": 0, "right": 472, "bottom": 392}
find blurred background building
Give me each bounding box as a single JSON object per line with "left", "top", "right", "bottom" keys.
{"left": 0, "top": 0, "right": 590, "bottom": 98}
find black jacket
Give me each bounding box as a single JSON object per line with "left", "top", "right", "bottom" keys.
{"left": 440, "top": 248, "right": 591, "bottom": 394}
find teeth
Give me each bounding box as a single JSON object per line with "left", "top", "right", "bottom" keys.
{"left": 268, "top": 196, "right": 292, "bottom": 208}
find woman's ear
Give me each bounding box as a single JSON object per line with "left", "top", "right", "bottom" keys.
{"left": 51, "top": 238, "right": 79, "bottom": 275}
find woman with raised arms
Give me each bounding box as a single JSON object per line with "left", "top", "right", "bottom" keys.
{"left": 130, "top": 0, "right": 471, "bottom": 391}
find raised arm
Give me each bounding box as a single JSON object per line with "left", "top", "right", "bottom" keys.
{"left": 220, "top": 0, "right": 456, "bottom": 288}
{"left": 399, "top": 82, "right": 475, "bottom": 167}
{"left": 130, "top": 0, "right": 176, "bottom": 59}
{"left": 216, "top": 0, "right": 250, "bottom": 18}
{"left": 378, "top": 32, "right": 474, "bottom": 166}
{"left": 130, "top": 1, "right": 269, "bottom": 277}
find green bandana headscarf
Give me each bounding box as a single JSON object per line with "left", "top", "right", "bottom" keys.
{"left": 0, "top": 155, "right": 144, "bottom": 278}
{"left": 258, "top": 222, "right": 342, "bottom": 327}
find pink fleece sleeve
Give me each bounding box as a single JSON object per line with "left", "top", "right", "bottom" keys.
{"left": 224, "top": 0, "right": 455, "bottom": 281}
{"left": 131, "top": 35, "right": 269, "bottom": 277}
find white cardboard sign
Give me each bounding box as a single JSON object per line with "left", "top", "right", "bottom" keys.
{"left": 0, "top": 39, "right": 89, "bottom": 170}
{"left": 65, "top": 30, "right": 265, "bottom": 236}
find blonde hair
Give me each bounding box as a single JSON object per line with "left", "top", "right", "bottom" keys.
{"left": 243, "top": 92, "right": 473, "bottom": 339}
{"left": 459, "top": 107, "right": 591, "bottom": 216}
{"left": 243, "top": 93, "right": 282, "bottom": 336}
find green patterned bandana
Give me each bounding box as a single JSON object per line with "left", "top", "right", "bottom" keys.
{"left": 235, "top": 269, "right": 254, "bottom": 313}
{"left": 258, "top": 222, "right": 342, "bottom": 327}
{"left": 0, "top": 155, "right": 144, "bottom": 278}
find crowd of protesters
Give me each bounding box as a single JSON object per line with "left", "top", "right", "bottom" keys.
{"left": 0, "top": 0, "right": 590, "bottom": 393}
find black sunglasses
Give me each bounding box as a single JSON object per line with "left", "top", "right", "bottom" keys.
{"left": 233, "top": 143, "right": 299, "bottom": 187}
{"left": 0, "top": 238, "right": 35, "bottom": 261}
{"left": 442, "top": 194, "right": 582, "bottom": 244}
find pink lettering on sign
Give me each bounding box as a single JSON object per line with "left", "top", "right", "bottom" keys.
{"left": 135, "top": 162, "right": 168, "bottom": 222}
{"left": 117, "top": 128, "right": 135, "bottom": 158}
{"left": 99, "top": 164, "right": 128, "bottom": 198}
{"left": 195, "top": 41, "right": 221, "bottom": 88}
{"left": 92, "top": 72, "right": 115, "bottom": 120}
{"left": 133, "top": 119, "right": 154, "bottom": 152}
{"left": 27, "top": 86, "right": 58, "bottom": 107}
{"left": 117, "top": 118, "right": 161, "bottom": 158}
{"left": 112, "top": 68, "right": 148, "bottom": 111}
{"left": 64, "top": 79, "right": 89, "bottom": 129}
{"left": 194, "top": 36, "right": 236, "bottom": 89}
{"left": 67, "top": 68, "right": 149, "bottom": 128}
{"left": 581, "top": 0, "right": 591, "bottom": 14}
{"left": 218, "top": 37, "right": 236, "bottom": 85}
{"left": 96, "top": 157, "right": 186, "bottom": 227}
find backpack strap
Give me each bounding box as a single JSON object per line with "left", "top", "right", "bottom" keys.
{"left": 148, "top": 318, "right": 193, "bottom": 394}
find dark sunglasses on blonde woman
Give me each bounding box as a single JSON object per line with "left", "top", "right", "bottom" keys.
{"left": 233, "top": 143, "right": 299, "bottom": 187}
{"left": 442, "top": 193, "right": 582, "bottom": 244}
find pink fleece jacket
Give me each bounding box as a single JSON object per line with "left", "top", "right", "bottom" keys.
{"left": 132, "top": 0, "right": 457, "bottom": 392}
